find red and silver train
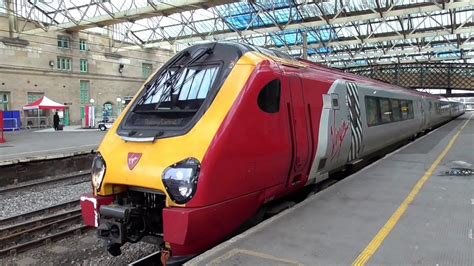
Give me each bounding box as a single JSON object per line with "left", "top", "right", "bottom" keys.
{"left": 80, "top": 42, "right": 464, "bottom": 264}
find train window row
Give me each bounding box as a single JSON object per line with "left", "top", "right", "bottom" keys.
{"left": 435, "top": 102, "right": 451, "bottom": 114}
{"left": 365, "top": 96, "right": 414, "bottom": 126}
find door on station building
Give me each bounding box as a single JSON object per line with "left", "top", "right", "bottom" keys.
{"left": 63, "top": 107, "right": 70, "bottom": 126}
{"left": 286, "top": 75, "right": 310, "bottom": 186}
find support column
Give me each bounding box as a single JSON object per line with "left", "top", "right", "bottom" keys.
{"left": 107, "top": 25, "right": 114, "bottom": 51}
{"left": 446, "top": 88, "right": 452, "bottom": 96}
{"left": 7, "top": 0, "right": 16, "bottom": 38}
{"left": 302, "top": 31, "right": 308, "bottom": 60}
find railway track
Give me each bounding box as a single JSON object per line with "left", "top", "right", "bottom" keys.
{"left": 0, "top": 200, "right": 88, "bottom": 258}
{"left": 0, "top": 171, "right": 90, "bottom": 194}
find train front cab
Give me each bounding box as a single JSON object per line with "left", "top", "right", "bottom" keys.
{"left": 80, "top": 44, "right": 327, "bottom": 263}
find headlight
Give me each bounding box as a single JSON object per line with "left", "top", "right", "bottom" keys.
{"left": 162, "top": 158, "right": 200, "bottom": 204}
{"left": 91, "top": 153, "right": 106, "bottom": 193}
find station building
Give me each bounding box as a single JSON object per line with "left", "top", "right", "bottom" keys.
{"left": 0, "top": 16, "right": 173, "bottom": 125}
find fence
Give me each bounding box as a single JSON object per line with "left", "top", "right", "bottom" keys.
{"left": 0, "top": 112, "right": 4, "bottom": 143}
{"left": 24, "top": 116, "right": 51, "bottom": 129}
{"left": 3, "top": 118, "right": 19, "bottom": 131}
{"left": 344, "top": 63, "right": 474, "bottom": 91}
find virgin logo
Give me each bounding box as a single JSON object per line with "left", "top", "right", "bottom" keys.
{"left": 128, "top": 153, "right": 142, "bottom": 170}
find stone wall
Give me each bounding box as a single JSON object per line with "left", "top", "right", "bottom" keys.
{"left": 0, "top": 15, "right": 174, "bottom": 125}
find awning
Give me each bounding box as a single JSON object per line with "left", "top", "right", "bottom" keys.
{"left": 23, "top": 96, "right": 66, "bottom": 110}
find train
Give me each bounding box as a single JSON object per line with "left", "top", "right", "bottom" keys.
{"left": 80, "top": 42, "right": 465, "bottom": 264}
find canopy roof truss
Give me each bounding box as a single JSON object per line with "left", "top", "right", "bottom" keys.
{"left": 2, "top": 0, "right": 474, "bottom": 67}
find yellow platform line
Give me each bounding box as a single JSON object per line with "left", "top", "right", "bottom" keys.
{"left": 353, "top": 114, "right": 472, "bottom": 266}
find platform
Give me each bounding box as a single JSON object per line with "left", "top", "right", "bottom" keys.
{"left": 0, "top": 129, "right": 105, "bottom": 165}
{"left": 187, "top": 112, "right": 474, "bottom": 265}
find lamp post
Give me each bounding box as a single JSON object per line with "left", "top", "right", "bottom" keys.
{"left": 97, "top": 92, "right": 102, "bottom": 120}
{"left": 88, "top": 98, "right": 95, "bottom": 128}
{"left": 116, "top": 97, "right": 122, "bottom": 116}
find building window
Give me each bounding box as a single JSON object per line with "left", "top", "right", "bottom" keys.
{"left": 103, "top": 102, "right": 114, "bottom": 119}
{"left": 257, "top": 79, "right": 281, "bottom": 113}
{"left": 57, "top": 57, "right": 72, "bottom": 71}
{"left": 80, "top": 80, "right": 90, "bottom": 105}
{"left": 142, "top": 63, "right": 153, "bottom": 78}
{"left": 27, "top": 92, "right": 43, "bottom": 104}
{"left": 26, "top": 92, "right": 45, "bottom": 117}
{"left": 124, "top": 96, "right": 133, "bottom": 105}
{"left": 57, "top": 36, "right": 70, "bottom": 49}
{"left": 80, "top": 59, "right": 88, "bottom": 73}
{"left": 79, "top": 39, "right": 87, "bottom": 51}
{"left": 0, "top": 91, "right": 10, "bottom": 111}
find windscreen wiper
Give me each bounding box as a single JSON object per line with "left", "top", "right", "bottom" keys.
{"left": 154, "top": 46, "right": 215, "bottom": 109}
{"left": 135, "top": 51, "right": 190, "bottom": 106}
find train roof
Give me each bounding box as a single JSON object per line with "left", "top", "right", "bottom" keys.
{"left": 195, "top": 42, "right": 452, "bottom": 102}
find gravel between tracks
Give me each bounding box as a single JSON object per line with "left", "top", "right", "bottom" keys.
{"left": 0, "top": 176, "right": 160, "bottom": 265}
{"left": 0, "top": 182, "right": 90, "bottom": 219}
{"left": 0, "top": 230, "right": 160, "bottom": 265}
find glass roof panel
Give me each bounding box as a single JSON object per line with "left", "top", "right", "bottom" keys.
{"left": 1, "top": 0, "right": 471, "bottom": 65}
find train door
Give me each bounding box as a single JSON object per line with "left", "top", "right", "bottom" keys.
{"left": 424, "top": 98, "right": 432, "bottom": 129}
{"left": 286, "top": 75, "right": 310, "bottom": 186}
{"left": 420, "top": 97, "right": 429, "bottom": 130}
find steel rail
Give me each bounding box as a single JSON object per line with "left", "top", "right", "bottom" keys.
{"left": 0, "top": 200, "right": 80, "bottom": 227}
{"left": 0, "top": 171, "right": 90, "bottom": 194}
{"left": 0, "top": 214, "right": 82, "bottom": 246}
{"left": 0, "top": 209, "right": 82, "bottom": 237}
{"left": 0, "top": 225, "right": 89, "bottom": 258}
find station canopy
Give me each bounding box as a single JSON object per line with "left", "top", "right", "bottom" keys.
{"left": 2, "top": 0, "right": 473, "bottom": 67}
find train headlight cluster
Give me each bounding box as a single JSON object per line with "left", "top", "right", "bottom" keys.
{"left": 162, "top": 158, "right": 200, "bottom": 204}
{"left": 91, "top": 153, "right": 106, "bottom": 193}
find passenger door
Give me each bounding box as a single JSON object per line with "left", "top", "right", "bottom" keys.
{"left": 286, "top": 75, "right": 310, "bottom": 186}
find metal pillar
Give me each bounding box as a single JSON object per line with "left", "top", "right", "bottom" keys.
{"left": 107, "top": 25, "right": 114, "bottom": 51}
{"left": 302, "top": 31, "right": 308, "bottom": 60}
{"left": 446, "top": 88, "right": 452, "bottom": 96}
{"left": 6, "top": 0, "right": 16, "bottom": 38}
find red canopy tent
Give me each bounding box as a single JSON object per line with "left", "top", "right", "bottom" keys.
{"left": 23, "top": 96, "right": 65, "bottom": 128}
{"left": 23, "top": 96, "right": 65, "bottom": 111}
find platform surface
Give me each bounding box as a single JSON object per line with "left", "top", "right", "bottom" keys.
{"left": 187, "top": 112, "right": 474, "bottom": 265}
{"left": 0, "top": 129, "right": 105, "bottom": 164}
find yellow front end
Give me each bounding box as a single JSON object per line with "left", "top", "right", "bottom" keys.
{"left": 95, "top": 52, "right": 267, "bottom": 207}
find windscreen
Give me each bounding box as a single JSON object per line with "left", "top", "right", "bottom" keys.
{"left": 117, "top": 42, "right": 254, "bottom": 140}
{"left": 123, "top": 64, "right": 220, "bottom": 128}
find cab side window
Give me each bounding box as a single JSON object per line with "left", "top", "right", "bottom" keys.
{"left": 258, "top": 79, "right": 281, "bottom": 113}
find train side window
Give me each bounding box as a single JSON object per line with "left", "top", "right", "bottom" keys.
{"left": 380, "top": 98, "right": 392, "bottom": 123}
{"left": 365, "top": 96, "right": 379, "bottom": 126}
{"left": 400, "top": 100, "right": 414, "bottom": 120}
{"left": 407, "top": 101, "right": 414, "bottom": 119}
{"left": 391, "top": 99, "right": 401, "bottom": 121}
{"left": 257, "top": 79, "right": 281, "bottom": 113}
